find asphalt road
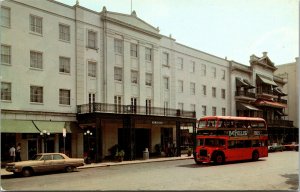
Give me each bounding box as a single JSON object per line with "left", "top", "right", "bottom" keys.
{"left": 1, "top": 151, "right": 298, "bottom": 191}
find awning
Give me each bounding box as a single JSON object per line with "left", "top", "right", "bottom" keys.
{"left": 237, "top": 103, "right": 260, "bottom": 111}
{"left": 243, "top": 79, "right": 256, "bottom": 89}
{"left": 273, "top": 87, "right": 287, "bottom": 96}
{"left": 33, "top": 121, "right": 71, "bottom": 133}
{"left": 255, "top": 100, "right": 287, "bottom": 108}
{"left": 1, "top": 120, "right": 40, "bottom": 133}
{"left": 236, "top": 77, "right": 248, "bottom": 87}
{"left": 257, "top": 75, "right": 278, "bottom": 87}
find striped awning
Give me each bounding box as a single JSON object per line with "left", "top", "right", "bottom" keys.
{"left": 255, "top": 100, "right": 286, "bottom": 108}
{"left": 257, "top": 75, "right": 278, "bottom": 87}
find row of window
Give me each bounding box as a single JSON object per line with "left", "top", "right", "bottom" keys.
{"left": 201, "top": 105, "right": 226, "bottom": 116}
{"left": 1, "top": 82, "right": 70, "bottom": 105}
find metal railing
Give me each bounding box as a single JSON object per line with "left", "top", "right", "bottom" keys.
{"left": 273, "top": 98, "right": 288, "bottom": 104}
{"left": 235, "top": 91, "right": 256, "bottom": 98}
{"left": 77, "top": 103, "right": 196, "bottom": 118}
{"left": 267, "top": 120, "right": 294, "bottom": 127}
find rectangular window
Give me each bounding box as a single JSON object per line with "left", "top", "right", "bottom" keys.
{"left": 59, "top": 57, "right": 70, "bottom": 74}
{"left": 114, "top": 67, "right": 122, "bottom": 81}
{"left": 212, "top": 87, "right": 216, "bottom": 97}
{"left": 163, "top": 77, "right": 169, "bottom": 90}
{"left": 30, "top": 15, "right": 42, "bottom": 34}
{"left": 202, "top": 85, "right": 206, "bottom": 96}
{"left": 190, "top": 82, "right": 195, "bottom": 95}
{"left": 1, "top": 45, "right": 11, "bottom": 65}
{"left": 146, "top": 99, "right": 152, "bottom": 114}
{"left": 221, "top": 89, "right": 226, "bottom": 99}
{"left": 162, "top": 52, "right": 169, "bottom": 66}
{"left": 202, "top": 105, "right": 207, "bottom": 116}
{"left": 212, "top": 106, "right": 217, "bottom": 116}
{"left": 130, "top": 43, "right": 138, "bottom": 57}
{"left": 222, "top": 108, "right": 226, "bottom": 116}
{"left": 177, "top": 57, "right": 183, "bottom": 70}
{"left": 131, "top": 70, "right": 138, "bottom": 84}
{"left": 59, "top": 89, "right": 70, "bottom": 105}
{"left": 1, "top": 82, "right": 11, "bottom": 101}
{"left": 30, "top": 51, "right": 43, "bottom": 69}
{"left": 190, "top": 61, "right": 195, "bottom": 73}
{"left": 221, "top": 69, "right": 226, "bottom": 80}
{"left": 178, "top": 80, "right": 183, "bottom": 93}
{"left": 30, "top": 86, "right": 43, "bottom": 103}
{"left": 87, "top": 30, "right": 97, "bottom": 49}
{"left": 212, "top": 67, "right": 216, "bottom": 78}
{"left": 1, "top": 6, "right": 10, "bottom": 27}
{"left": 178, "top": 103, "right": 184, "bottom": 112}
{"left": 131, "top": 97, "right": 137, "bottom": 113}
{"left": 201, "top": 64, "right": 206, "bottom": 76}
{"left": 145, "top": 73, "right": 152, "bottom": 86}
{"left": 88, "top": 61, "right": 96, "bottom": 77}
{"left": 114, "top": 39, "right": 123, "bottom": 54}
{"left": 145, "top": 47, "right": 152, "bottom": 61}
{"left": 114, "top": 96, "right": 122, "bottom": 113}
{"left": 59, "top": 24, "right": 70, "bottom": 42}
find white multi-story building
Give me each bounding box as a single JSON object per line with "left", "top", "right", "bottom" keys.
{"left": 1, "top": 0, "right": 295, "bottom": 162}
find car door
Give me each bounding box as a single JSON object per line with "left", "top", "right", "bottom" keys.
{"left": 37, "top": 154, "right": 52, "bottom": 172}
{"left": 52, "top": 154, "right": 66, "bottom": 171}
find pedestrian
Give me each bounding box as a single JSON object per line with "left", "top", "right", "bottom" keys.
{"left": 9, "top": 145, "right": 16, "bottom": 162}
{"left": 16, "top": 143, "right": 21, "bottom": 162}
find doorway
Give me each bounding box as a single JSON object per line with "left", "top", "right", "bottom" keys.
{"left": 28, "top": 140, "right": 37, "bottom": 160}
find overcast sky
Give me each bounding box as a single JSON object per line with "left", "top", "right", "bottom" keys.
{"left": 56, "top": 0, "right": 298, "bottom": 65}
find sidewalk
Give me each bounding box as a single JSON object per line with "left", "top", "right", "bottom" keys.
{"left": 1, "top": 155, "right": 193, "bottom": 176}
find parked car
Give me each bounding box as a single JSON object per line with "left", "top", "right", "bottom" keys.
{"left": 5, "top": 153, "right": 84, "bottom": 177}
{"left": 283, "top": 142, "right": 299, "bottom": 151}
{"left": 268, "top": 143, "right": 284, "bottom": 152}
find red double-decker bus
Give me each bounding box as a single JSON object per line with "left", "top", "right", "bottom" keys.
{"left": 194, "top": 116, "right": 268, "bottom": 165}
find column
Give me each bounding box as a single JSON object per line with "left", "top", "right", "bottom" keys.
{"left": 123, "top": 37, "right": 131, "bottom": 105}
{"left": 152, "top": 45, "right": 161, "bottom": 107}
{"left": 95, "top": 118, "right": 103, "bottom": 162}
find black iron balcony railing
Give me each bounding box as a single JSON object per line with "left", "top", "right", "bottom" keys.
{"left": 235, "top": 91, "right": 256, "bottom": 98}
{"left": 267, "top": 119, "right": 294, "bottom": 127}
{"left": 257, "top": 89, "right": 273, "bottom": 95}
{"left": 77, "top": 103, "right": 196, "bottom": 118}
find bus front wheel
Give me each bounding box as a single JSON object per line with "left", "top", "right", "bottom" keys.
{"left": 252, "top": 151, "right": 259, "bottom": 161}
{"left": 214, "top": 153, "right": 224, "bottom": 165}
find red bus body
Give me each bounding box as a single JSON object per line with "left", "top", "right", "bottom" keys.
{"left": 194, "top": 116, "right": 268, "bottom": 164}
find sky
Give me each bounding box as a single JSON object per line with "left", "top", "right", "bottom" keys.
{"left": 56, "top": 0, "right": 299, "bottom": 65}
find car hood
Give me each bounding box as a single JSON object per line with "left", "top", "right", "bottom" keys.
{"left": 6, "top": 160, "right": 38, "bottom": 166}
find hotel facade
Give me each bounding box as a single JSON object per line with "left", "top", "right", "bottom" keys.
{"left": 1, "top": 0, "right": 297, "bottom": 162}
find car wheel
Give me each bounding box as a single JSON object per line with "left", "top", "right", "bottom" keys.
{"left": 252, "top": 151, "right": 259, "bottom": 161}
{"left": 22, "top": 168, "right": 33, "bottom": 177}
{"left": 215, "top": 153, "right": 224, "bottom": 165}
{"left": 65, "top": 166, "right": 74, "bottom": 173}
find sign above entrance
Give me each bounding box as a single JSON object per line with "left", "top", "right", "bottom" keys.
{"left": 152, "top": 121, "right": 163, "bottom": 125}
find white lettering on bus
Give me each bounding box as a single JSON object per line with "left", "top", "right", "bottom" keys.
{"left": 228, "top": 130, "right": 248, "bottom": 137}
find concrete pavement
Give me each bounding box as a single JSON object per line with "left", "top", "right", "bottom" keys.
{"left": 1, "top": 155, "right": 193, "bottom": 176}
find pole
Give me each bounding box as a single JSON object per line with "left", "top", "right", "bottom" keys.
{"left": 63, "top": 136, "right": 66, "bottom": 154}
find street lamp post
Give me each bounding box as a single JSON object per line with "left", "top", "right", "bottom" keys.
{"left": 40, "top": 130, "right": 50, "bottom": 153}
{"left": 84, "top": 130, "right": 93, "bottom": 164}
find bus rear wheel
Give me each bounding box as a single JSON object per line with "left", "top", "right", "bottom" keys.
{"left": 214, "top": 153, "right": 224, "bottom": 165}
{"left": 252, "top": 151, "right": 259, "bottom": 161}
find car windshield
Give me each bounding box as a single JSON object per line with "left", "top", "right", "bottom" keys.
{"left": 32, "top": 154, "right": 43, "bottom": 160}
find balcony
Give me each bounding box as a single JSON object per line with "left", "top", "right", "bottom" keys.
{"left": 274, "top": 98, "right": 288, "bottom": 104}
{"left": 267, "top": 120, "right": 294, "bottom": 128}
{"left": 235, "top": 91, "right": 256, "bottom": 101}
{"left": 77, "top": 103, "right": 196, "bottom": 118}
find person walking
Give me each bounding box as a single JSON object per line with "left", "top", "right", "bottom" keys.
{"left": 16, "top": 143, "right": 21, "bottom": 162}
{"left": 9, "top": 145, "right": 16, "bottom": 162}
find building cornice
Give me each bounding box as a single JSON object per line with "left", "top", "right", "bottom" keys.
{"left": 1, "top": 109, "right": 76, "bottom": 117}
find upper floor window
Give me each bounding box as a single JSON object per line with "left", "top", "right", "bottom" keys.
{"left": 59, "top": 57, "right": 70, "bottom": 74}
{"left": 202, "top": 105, "right": 207, "bottom": 116}
{"left": 201, "top": 64, "right": 206, "bottom": 76}
{"left": 145, "top": 47, "right": 152, "bottom": 61}
{"left": 145, "top": 73, "right": 152, "bottom": 86}
{"left": 1, "top": 82, "right": 11, "bottom": 101}
{"left": 30, "top": 15, "right": 42, "bottom": 35}
{"left": 222, "top": 107, "right": 226, "bottom": 116}
{"left": 131, "top": 70, "right": 138, "bottom": 84}
{"left": 178, "top": 80, "right": 183, "bottom": 93}
{"left": 1, "top": 6, "right": 10, "bottom": 27}
{"left": 162, "top": 52, "right": 169, "bottom": 66}
{"left": 212, "top": 106, "right": 217, "bottom": 116}
{"left": 130, "top": 43, "right": 138, "bottom": 57}
{"left": 1, "top": 44, "right": 11, "bottom": 65}
{"left": 212, "top": 87, "right": 216, "bottom": 97}
{"left": 221, "top": 89, "right": 226, "bottom": 99}
{"left": 190, "top": 61, "right": 195, "bottom": 73}
{"left": 88, "top": 61, "right": 96, "bottom": 77}
{"left": 59, "top": 89, "right": 70, "bottom": 105}
{"left": 221, "top": 69, "right": 226, "bottom": 80}
{"left": 202, "top": 85, "right": 207, "bottom": 96}
{"left": 177, "top": 57, "right": 183, "bottom": 70}
{"left": 178, "top": 103, "right": 184, "bottom": 112}
{"left": 59, "top": 24, "right": 70, "bottom": 42}
{"left": 30, "top": 86, "right": 43, "bottom": 103}
{"left": 190, "top": 104, "right": 196, "bottom": 112}
{"left": 30, "top": 51, "right": 43, "bottom": 69}
{"left": 87, "top": 30, "right": 97, "bottom": 49}
{"left": 190, "top": 82, "right": 195, "bottom": 95}
{"left": 114, "top": 67, "right": 122, "bottom": 81}
{"left": 163, "top": 77, "right": 169, "bottom": 90}
{"left": 212, "top": 67, "right": 216, "bottom": 78}
{"left": 114, "top": 39, "right": 123, "bottom": 54}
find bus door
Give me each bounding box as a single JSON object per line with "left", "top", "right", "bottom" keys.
{"left": 226, "top": 140, "right": 239, "bottom": 161}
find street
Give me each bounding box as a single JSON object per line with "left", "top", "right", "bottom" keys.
{"left": 1, "top": 151, "right": 298, "bottom": 191}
